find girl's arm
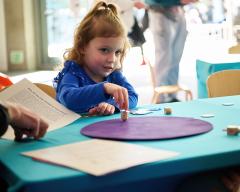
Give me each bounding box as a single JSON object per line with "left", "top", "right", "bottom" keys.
{"left": 56, "top": 70, "right": 138, "bottom": 113}
{"left": 57, "top": 73, "right": 111, "bottom": 113}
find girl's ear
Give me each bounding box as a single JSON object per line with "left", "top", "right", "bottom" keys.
{"left": 79, "top": 47, "right": 85, "bottom": 54}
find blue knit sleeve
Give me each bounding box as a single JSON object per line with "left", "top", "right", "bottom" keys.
{"left": 55, "top": 62, "right": 138, "bottom": 114}
{"left": 55, "top": 62, "right": 111, "bottom": 114}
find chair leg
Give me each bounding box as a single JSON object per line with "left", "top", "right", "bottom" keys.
{"left": 152, "top": 92, "right": 160, "bottom": 104}
{"left": 184, "top": 90, "right": 193, "bottom": 101}
{"left": 152, "top": 86, "right": 193, "bottom": 104}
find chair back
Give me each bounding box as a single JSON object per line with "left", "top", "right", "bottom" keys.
{"left": 145, "top": 58, "right": 157, "bottom": 90}
{"left": 144, "top": 58, "right": 193, "bottom": 103}
{"left": 228, "top": 44, "right": 240, "bottom": 54}
{"left": 207, "top": 70, "right": 240, "bottom": 98}
{"left": 34, "top": 83, "right": 56, "bottom": 99}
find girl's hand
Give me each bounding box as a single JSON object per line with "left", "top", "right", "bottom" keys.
{"left": 104, "top": 83, "right": 129, "bottom": 110}
{"left": 88, "top": 102, "right": 115, "bottom": 116}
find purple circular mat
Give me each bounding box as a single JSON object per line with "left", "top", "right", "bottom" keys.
{"left": 80, "top": 116, "right": 213, "bottom": 141}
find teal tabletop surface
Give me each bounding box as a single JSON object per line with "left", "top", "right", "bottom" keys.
{"left": 1, "top": 96, "right": 240, "bottom": 192}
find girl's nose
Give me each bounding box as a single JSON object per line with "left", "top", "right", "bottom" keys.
{"left": 107, "top": 53, "right": 116, "bottom": 63}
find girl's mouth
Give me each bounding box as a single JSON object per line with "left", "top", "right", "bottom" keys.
{"left": 103, "top": 66, "right": 113, "bottom": 70}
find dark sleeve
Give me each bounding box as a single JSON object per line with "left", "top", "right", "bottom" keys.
{"left": 0, "top": 104, "right": 10, "bottom": 137}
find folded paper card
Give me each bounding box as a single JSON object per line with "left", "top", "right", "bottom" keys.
{"left": 22, "top": 139, "right": 179, "bottom": 176}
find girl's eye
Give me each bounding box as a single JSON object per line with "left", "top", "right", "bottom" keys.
{"left": 115, "top": 50, "right": 122, "bottom": 56}
{"left": 100, "top": 48, "right": 109, "bottom": 53}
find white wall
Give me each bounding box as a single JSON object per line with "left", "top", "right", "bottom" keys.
{"left": 0, "top": 0, "right": 8, "bottom": 71}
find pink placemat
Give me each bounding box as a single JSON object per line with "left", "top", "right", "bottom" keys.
{"left": 80, "top": 116, "right": 213, "bottom": 140}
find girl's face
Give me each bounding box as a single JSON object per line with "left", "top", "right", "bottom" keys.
{"left": 82, "top": 36, "right": 124, "bottom": 82}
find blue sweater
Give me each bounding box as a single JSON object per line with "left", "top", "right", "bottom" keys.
{"left": 53, "top": 61, "right": 138, "bottom": 114}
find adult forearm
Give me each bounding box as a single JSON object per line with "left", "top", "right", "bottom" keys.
{"left": 144, "top": 0, "right": 181, "bottom": 7}
{"left": 145, "top": 0, "right": 197, "bottom": 6}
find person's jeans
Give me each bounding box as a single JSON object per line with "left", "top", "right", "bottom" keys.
{"left": 149, "top": 8, "right": 187, "bottom": 102}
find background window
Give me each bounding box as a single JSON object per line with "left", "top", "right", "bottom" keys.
{"left": 39, "top": 0, "right": 93, "bottom": 68}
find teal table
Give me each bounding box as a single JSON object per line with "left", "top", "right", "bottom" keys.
{"left": 1, "top": 96, "right": 240, "bottom": 192}
{"left": 196, "top": 55, "right": 240, "bottom": 98}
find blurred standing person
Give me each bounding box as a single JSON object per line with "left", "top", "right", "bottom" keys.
{"left": 145, "top": 0, "right": 197, "bottom": 103}
{"left": 102, "top": 0, "right": 146, "bottom": 47}
{"left": 103, "top": 0, "right": 145, "bottom": 33}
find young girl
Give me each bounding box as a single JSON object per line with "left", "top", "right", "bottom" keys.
{"left": 53, "top": 1, "right": 138, "bottom": 116}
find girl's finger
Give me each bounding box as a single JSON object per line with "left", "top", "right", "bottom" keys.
{"left": 124, "top": 89, "right": 129, "bottom": 110}
{"left": 117, "top": 90, "right": 124, "bottom": 109}
{"left": 88, "top": 107, "right": 98, "bottom": 116}
{"left": 104, "top": 104, "right": 115, "bottom": 115}
{"left": 98, "top": 103, "right": 108, "bottom": 115}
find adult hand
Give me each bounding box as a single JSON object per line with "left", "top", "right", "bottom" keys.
{"left": 104, "top": 83, "right": 129, "bottom": 110}
{"left": 221, "top": 168, "right": 240, "bottom": 192}
{"left": 180, "top": 0, "right": 198, "bottom": 5}
{"left": 88, "top": 102, "right": 115, "bottom": 116}
{"left": 6, "top": 103, "right": 49, "bottom": 141}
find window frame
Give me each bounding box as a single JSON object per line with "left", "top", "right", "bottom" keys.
{"left": 34, "top": 0, "right": 61, "bottom": 70}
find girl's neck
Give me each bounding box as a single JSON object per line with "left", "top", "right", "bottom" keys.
{"left": 83, "top": 66, "right": 104, "bottom": 83}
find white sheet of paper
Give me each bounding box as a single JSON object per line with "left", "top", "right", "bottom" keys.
{"left": 0, "top": 79, "right": 80, "bottom": 140}
{"left": 22, "top": 139, "right": 179, "bottom": 176}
